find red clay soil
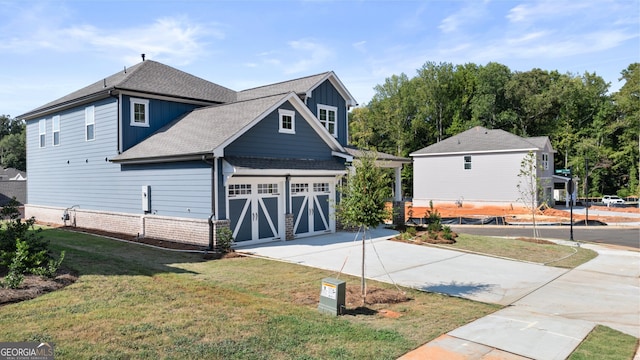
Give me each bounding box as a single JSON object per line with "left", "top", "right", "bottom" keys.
{"left": 403, "top": 203, "right": 640, "bottom": 223}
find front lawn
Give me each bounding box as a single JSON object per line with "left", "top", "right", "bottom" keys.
{"left": 0, "top": 228, "right": 498, "bottom": 359}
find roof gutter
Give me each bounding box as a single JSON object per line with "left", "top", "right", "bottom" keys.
{"left": 18, "top": 90, "right": 114, "bottom": 120}
{"left": 110, "top": 153, "right": 210, "bottom": 164}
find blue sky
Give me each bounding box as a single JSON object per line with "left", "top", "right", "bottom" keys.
{"left": 1, "top": 0, "right": 638, "bottom": 118}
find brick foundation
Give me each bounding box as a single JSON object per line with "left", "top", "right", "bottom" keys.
{"left": 25, "top": 204, "right": 228, "bottom": 246}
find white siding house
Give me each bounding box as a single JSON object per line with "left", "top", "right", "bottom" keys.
{"left": 410, "top": 126, "right": 556, "bottom": 208}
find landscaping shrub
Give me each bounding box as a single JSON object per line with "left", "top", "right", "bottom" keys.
{"left": 216, "top": 226, "right": 234, "bottom": 253}
{"left": 0, "top": 199, "right": 65, "bottom": 288}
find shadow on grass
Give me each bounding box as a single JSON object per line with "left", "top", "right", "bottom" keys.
{"left": 421, "top": 281, "right": 496, "bottom": 298}
{"left": 40, "top": 228, "right": 205, "bottom": 277}
{"left": 343, "top": 306, "right": 378, "bottom": 316}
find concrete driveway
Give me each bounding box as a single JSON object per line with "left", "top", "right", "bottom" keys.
{"left": 237, "top": 227, "right": 640, "bottom": 360}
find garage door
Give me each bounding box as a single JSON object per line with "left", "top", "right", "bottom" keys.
{"left": 227, "top": 179, "right": 284, "bottom": 244}
{"left": 290, "top": 178, "right": 335, "bottom": 237}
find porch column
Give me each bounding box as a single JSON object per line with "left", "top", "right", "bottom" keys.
{"left": 394, "top": 166, "right": 402, "bottom": 201}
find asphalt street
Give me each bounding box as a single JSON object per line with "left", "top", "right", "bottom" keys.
{"left": 450, "top": 225, "right": 640, "bottom": 249}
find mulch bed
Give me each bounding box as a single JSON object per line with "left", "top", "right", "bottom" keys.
{"left": 0, "top": 268, "right": 78, "bottom": 307}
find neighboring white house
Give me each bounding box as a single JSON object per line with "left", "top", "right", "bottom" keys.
{"left": 410, "top": 126, "right": 556, "bottom": 208}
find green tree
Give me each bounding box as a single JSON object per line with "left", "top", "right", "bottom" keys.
{"left": 517, "top": 151, "right": 541, "bottom": 239}
{"left": 335, "top": 152, "right": 391, "bottom": 305}
{"left": 504, "top": 69, "right": 560, "bottom": 137}
{"left": 471, "top": 62, "right": 512, "bottom": 129}
{"left": 415, "top": 61, "right": 457, "bottom": 142}
{"left": 612, "top": 63, "right": 640, "bottom": 196}
{"left": 0, "top": 116, "right": 26, "bottom": 171}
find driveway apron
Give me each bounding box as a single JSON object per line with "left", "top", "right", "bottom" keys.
{"left": 236, "top": 227, "right": 640, "bottom": 359}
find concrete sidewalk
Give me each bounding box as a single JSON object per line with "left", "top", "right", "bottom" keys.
{"left": 237, "top": 227, "right": 640, "bottom": 360}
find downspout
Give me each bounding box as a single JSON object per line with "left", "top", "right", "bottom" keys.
{"left": 107, "top": 90, "right": 121, "bottom": 153}
{"left": 202, "top": 155, "right": 217, "bottom": 251}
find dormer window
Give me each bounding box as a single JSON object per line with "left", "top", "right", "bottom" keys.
{"left": 279, "top": 109, "right": 295, "bottom": 134}
{"left": 317, "top": 104, "right": 337, "bottom": 137}
{"left": 130, "top": 98, "right": 149, "bottom": 127}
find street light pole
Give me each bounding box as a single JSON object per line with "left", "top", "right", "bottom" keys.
{"left": 569, "top": 168, "right": 574, "bottom": 242}
{"left": 585, "top": 157, "right": 589, "bottom": 225}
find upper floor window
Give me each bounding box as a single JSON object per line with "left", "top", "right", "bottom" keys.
{"left": 52, "top": 115, "right": 60, "bottom": 146}
{"left": 38, "top": 119, "right": 46, "bottom": 148}
{"left": 317, "top": 104, "right": 337, "bottom": 137}
{"left": 85, "top": 106, "right": 95, "bottom": 141}
{"left": 130, "top": 98, "right": 149, "bottom": 127}
{"left": 464, "top": 155, "right": 472, "bottom": 170}
{"left": 541, "top": 153, "right": 549, "bottom": 170}
{"left": 279, "top": 109, "right": 295, "bottom": 134}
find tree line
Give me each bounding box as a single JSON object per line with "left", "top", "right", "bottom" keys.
{"left": 349, "top": 62, "right": 639, "bottom": 199}
{"left": 0, "top": 115, "right": 25, "bottom": 171}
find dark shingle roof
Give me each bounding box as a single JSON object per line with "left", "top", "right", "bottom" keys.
{"left": 410, "top": 126, "right": 552, "bottom": 156}
{"left": 344, "top": 146, "right": 411, "bottom": 163}
{"left": 225, "top": 156, "right": 345, "bottom": 171}
{"left": 20, "top": 60, "right": 236, "bottom": 118}
{"left": 237, "top": 72, "right": 331, "bottom": 101}
{"left": 112, "top": 93, "right": 290, "bottom": 162}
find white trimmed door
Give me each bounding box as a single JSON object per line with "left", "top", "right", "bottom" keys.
{"left": 290, "top": 178, "right": 335, "bottom": 237}
{"left": 227, "top": 179, "right": 284, "bottom": 245}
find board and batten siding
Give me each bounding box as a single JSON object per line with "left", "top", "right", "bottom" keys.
{"left": 26, "top": 98, "right": 212, "bottom": 219}
{"left": 412, "top": 151, "right": 529, "bottom": 207}
{"left": 121, "top": 95, "right": 200, "bottom": 151}
{"left": 225, "top": 101, "right": 335, "bottom": 160}
{"left": 305, "top": 80, "right": 348, "bottom": 146}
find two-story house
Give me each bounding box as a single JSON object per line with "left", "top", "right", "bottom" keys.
{"left": 410, "top": 126, "right": 556, "bottom": 208}
{"left": 19, "top": 59, "right": 407, "bottom": 247}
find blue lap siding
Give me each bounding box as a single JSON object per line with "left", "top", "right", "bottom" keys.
{"left": 26, "top": 98, "right": 212, "bottom": 219}
{"left": 225, "top": 102, "right": 335, "bottom": 160}
{"left": 304, "top": 80, "right": 348, "bottom": 146}
{"left": 121, "top": 96, "right": 200, "bottom": 151}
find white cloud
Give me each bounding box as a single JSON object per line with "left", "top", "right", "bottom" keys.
{"left": 352, "top": 41, "right": 367, "bottom": 53}
{"left": 439, "top": 2, "right": 489, "bottom": 33}
{"left": 0, "top": 10, "right": 222, "bottom": 66}
{"left": 284, "top": 40, "right": 334, "bottom": 74}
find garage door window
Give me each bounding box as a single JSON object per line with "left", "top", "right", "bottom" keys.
{"left": 229, "top": 184, "right": 251, "bottom": 197}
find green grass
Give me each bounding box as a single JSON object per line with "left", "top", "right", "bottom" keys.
{"left": 568, "top": 325, "right": 638, "bottom": 360}
{"left": 0, "top": 228, "right": 499, "bottom": 359}
{"left": 443, "top": 233, "right": 598, "bottom": 268}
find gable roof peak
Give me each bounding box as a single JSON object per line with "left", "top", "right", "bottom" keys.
{"left": 410, "top": 126, "right": 554, "bottom": 156}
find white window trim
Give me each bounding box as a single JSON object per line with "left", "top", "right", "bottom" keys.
{"left": 52, "top": 115, "right": 60, "bottom": 146}
{"left": 85, "top": 105, "right": 95, "bottom": 141}
{"left": 130, "top": 98, "right": 150, "bottom": 127}
{"left": 38, "top": 119, "right": 46, "bottom": 148}
{"left": 278, "top": 109, "right": 295, "bottom": 134}
{"left": 541, "top": 153, "right": 549, "bottom": 170}
{"left": 317, "top": 104, "right": 338, "bottom": 137}
{"left": 464, "top": 155, "right": 472, "bottom": 170}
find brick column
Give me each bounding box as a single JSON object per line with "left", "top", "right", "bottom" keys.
{"left": 285, "top": 213, "right": 294, "bottom": 240}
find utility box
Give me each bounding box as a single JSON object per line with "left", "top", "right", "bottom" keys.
{"left": 141, "top": 185, "right": 151, "bottom": 212}
{"left": 318, "top": 278, "right": 346, "bottom": 316}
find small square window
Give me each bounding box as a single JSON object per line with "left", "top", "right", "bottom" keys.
{"left": 130, "top": 98, "right": 149, "bottom": 127}
{"left": 279, "top": 109, "right": 295, "bottom": 134}
{"left": 464, "top": 155, "right": 472, "bottom": 170}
